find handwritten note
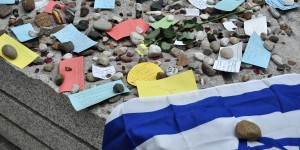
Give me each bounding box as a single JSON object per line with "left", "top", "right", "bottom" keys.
{"left": 185, "top": 8, "right": 200, "bottom": 16}
{"left": 242, "top": 32, "right": 271, "bottom": 68}
{"left": 213, "top": 42, "right": 243, "bottom": 73}
{"left": 214, "top": 0, "right": 244, "bottom": 11}
{"left": 94, "top": 0, "right": 115, "bottom": 9}
{"left": 265, "top": 0, "right": 300, "bottom": 10}
{"left": 127, "top": 62, "right": 163, "bottom": 86}
{"left": 244, "top": 16, "right": 267, "bottom": 36}
{"left": 174, "top": 40, "right": 185, "bottom": 45}
{"left": 107, "top": 19, "right": 150, "bottom": 40}
{"left": 0, "top": 0, "right": 14, "bottom": 4}
{"left": 223, "top": 21, "right": 237, "bottom": 31}
{"left": 53, "top": 24, "right": 97, "bottom": 53}
{"left": 188, "top": 0, "right": 208, "bottom": 9}
{"left": 0, "top": 34, "right": 38, "bottom": 69}
{"left": 151, "top": 17, "right": 180, "bottom": 29}
{"left": 59, "top": 57, "right": 85, "bottom": 93}
{"left": 92, "top": 65, "right": 116, "bottom": 79}
{"left": 68, "top": 80, "right": 129, "bottom": 111}
{"left": 11, "top": 23, "right": 37, "bottom": 42}
{"left": 43, "top": 0, "right": 65, "bottom": 14}
{"left": 137, "top": 70, "right": 198, "bottom": 97}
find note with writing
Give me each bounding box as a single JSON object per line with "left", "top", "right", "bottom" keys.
{"left": 59, "top": 57, "right": 85, "bottom": 93}
{"left": 223, "top": 21, "right": 237, "bottom": 31}
{"left": 244, "top": 16, "right": 267, "bottom": 36}
{"left": 127, "top": 62, "right": 163, "bottom": 86}
{"left": 43, "top": 0, "right": 65, "bottom": 14}
{"left": 94, "top": 0, "right": 115, "bottom": 9}
{"left": 68, "top": 80, "right": 129, "bottom": 111}
{"left": 0, "top": 0, "right": 14, "bottom": 4}
{"left": 213, "top": 42, "right": 243, "bottom": 73}
{"left": 151, "top": 17, "right": 179, "bottom": 29}
{"left": 0, "top": 34, "right": 38, "bottom": 69}
{"left": 242, "top": 32, "right": 271, "bottom": 68}
{"left": 53, "top": 24, "right": 97, "bottom": 53}
{"left": 185, "top": 8, "right": 200, "bottom": 16}
{"left": 265, "top": 0, "right": 299, "bottom": 10}
{"left": 11, "top": 23, "right": 37, "bottom": 42}
{"left": 188, "top": 0, "right": 208, "bottom": 9}
{"left": 92, "top": 65, "right": 116, "bottom": 79}
{"left": 214, "top": 0, "right": 244, "bottom": 11}
{"left": 137, "top": 70, "right": 198, "bottom": 97}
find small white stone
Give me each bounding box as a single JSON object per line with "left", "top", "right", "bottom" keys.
{"left": 206, "top": 0, "right": 216, "bottom": 5}
{"left": 91, "top": 13, "right": 101, "bottom": 20}
{"left": 71, "top": 84, "right": 80, "bottom": 94}
{"left": 200, "top": 14, "right": 210, "bottom": 20}
{"left": 39, "top": 43, "right": 48, "bottom": 52}
{"left": 194, "top": 52, "right": 205, "bottom": 61}
{"left": 203, "top": 57, "right": 214, "bottom": 65}
{"left": 166, "top": 15, "right": 175, "bottom": 22}
{"left": 148, "top": 16, "right": 156, "bottom": 23}
{"left": 148, "top": 44, "right": 162, "bottom": 58}
{"left": 169, "top": 9, "right": 175, "bottom": 13}
{"left": 102, "top": 51, "right": 112, "bottom": 57}
{"left": 136, "top": 26, "right": 144, "bottom": 34}
{"left": 112, "top": 16, "right": 123, "bottom": 23}
{"left": 109, "top": 56, "right": 117, "bottom": 61}
{"left": 153, "top": 60, "right": 162, "bottom": 66}
{"left": 62, "top": 53, "right": 73, "bottom": 60}
{"left": 284, "top": 0, "right": 294, "bottom": 6}
{"left": 130, "top": 32, "right": 144, "bottom": 45}
{"left": 102, "top": 36, "right": 109, "bottom": 42}
{"left": 46, "top": 52, "right": 54, "bottom": 58}
{"left": 136, "top": 3, "right": 143, "bottom": 11}
{"left": 146, "top": 11, "right": 162, "bottom": 16}
{"left": 166, "top": 66, "right": 178, "bottom": 76}
{"left": 220, "top": 48, "right": 234, "bottom": 59}
{"left": 28, "top": 30, "right": 38, "bottom": 37}
{"left": 271, "top": 54, "right": 283, "bottom": 66}
{"left": 195, "top": 31, "right": 206, "bottom": 41}
{"left": 92, "top": 56, "right": 99, "bottom": 61}
{"left": 111, "top": 72, "right": 124, "bottom": 81}
{"left": 220, "top": 38, "right": 230, "bottom": 46}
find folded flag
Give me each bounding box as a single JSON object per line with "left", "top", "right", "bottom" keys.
{"left": 103, "top": 74, "right": 300, "bottom": 150}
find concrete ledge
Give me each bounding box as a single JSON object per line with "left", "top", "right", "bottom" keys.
{"left": 0, "top": 135, "right": 20, "bottom": 150}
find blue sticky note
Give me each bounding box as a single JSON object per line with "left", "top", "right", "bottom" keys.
{"left": 94, "top": 0, "right": 115, "bottom": 9}
{"left": 0, "top": 0, "right": 15, "bottom": 4}
{"left": 68, "top": 80, "right": 129, "bottom": 111}
{"left": 53, "top": 24, "right": 97, "bottom": 53}
{"left": 214, "top": 0, "right": 244, "bottom": 11}
{"left": 242, "top": 32, "right": 271, "bottom": 68}
{"left": 265, "top": 0, "right": 300, "bottom": 10}
{"left": 11, "top": 23, "right": 37, "bottom": 42}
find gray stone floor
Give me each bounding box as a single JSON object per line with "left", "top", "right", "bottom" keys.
{"left": 0, "top": 135, "right": 20, "bottom": 150}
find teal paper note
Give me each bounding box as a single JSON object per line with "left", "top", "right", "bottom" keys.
{"left": 265, "top": 0, "right": 299, "bottom": 10}
{"left": 242, "top": 32, "right": 271, "bottom": 68}
{"left": 94, "top": 0, "right": 115, "bottom": 9}
{"left": 0, "top": 0, "right": 14, "bottom": 4}
{"left": 68, "top": 80, "right": 129, "bottom": 111}
{"left": 214, "top": 0, "right": 244, "bottom": 11}
{"left": 151, "top": 17, "right": 179, "bottom": 29}
{"left": 11, "top": 23, "right": 37, "bottom": 42}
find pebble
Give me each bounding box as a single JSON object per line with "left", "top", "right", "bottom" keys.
{"left": 150, "top": 0, "right": 163, "bottom": 11}
{"left": 22, "top": 0, "right": 35, "bottom": 12}
{"left": 46, "top": 52, "right": 54, "bottom": 58}
{"left": 200, "top": 14, "right": 210, "bottom": 20}
{"left": 263, "top": 40, "right": 275, "bottom": 51}
{"left": 166, "top": 66, "right": 178, "bottom": 76}
{"left": 40, "top": 37, "right": 55, "bottom": 46}
{"left": 146, "top": 11, "right": 162, "bottom": 16}
{"left": 113, "top": 84, "right": 124, "bottom": 93}
{"left": 166, "top": 15, "right": 174, "bottom": 22}
{"left": 136, "top": 26, "right": 144, "bottom": 34}
{"left": 34, "top": 13, "right": 52, "bottom": 27}
{"left": 260, "top": 32, "right": 267, "bottom": 41}
{"left": 194, "top": 52, "right": 205, "bottom": 61}
{"left": 91, "top": 13, "right": 101, "bottom": 20}
{"left": 210, "top": 41, "right": 220, "bottom": 53}
{"left": 203, "top": 49, "right": 212, "bottom": 56}
{"left": 206, "top": 0, "right": 216, "bottom": 5}
{"left": 243, "top": 11, "right": 253, "bottom": 20}
{"left": 0, "top": 4, "right": 12, "bottom": 18}
{"left": 202, "top": 62, "right": 216, "bottom": 76}
{"left": 76, "top": 20, "right": 89, "bottom": 31}
{"left": 111, "top": 72, "right": 124, "bottom": 81}
{"left": 176, "top": 54, "right": 191, "bottom": 67}
{"left": 92, "top": 56, "right": 98, "bottom": 61}
{"left": 170, "top": 47, "right": 185, "bottom": 57}
{"left": 2, "top": 45, "right": 17, "bottom": 59}
{"left": 207, "top": 33, "right": 216, "bottom": 42}
{"left": 136, "top": 3, "right": 143, "bottom": 12}
{"left": 97, "top": 54, "right": 110, "bottom": 66}
{"left": 86, "top": 73, "right": 99, "bottom": 82}
{"left": 93, "top": 19, "right": 112, "bottom": 31}
{"left": 64, "top": 10, "right": 75, "bottom": 23}
{"left": 268, "top": 35, "right": 279, "bottom": 43}
{"left": 59, "top": 41, "right": 74, "bottom": 53}
{"left": 62, "top": 53, "right": 73, "bottom": 60}
{"left": 242, "top": 74, "right": 250, "bottom": 82}
{"left": 203, "top": 57, "right": 214, "bottom": 65}
{"left": 55, "top": 74, "right": 64, "bottom": 86}
{"left": 112, "top": 16, "right": 123, "bottom": 23}
{"left": 271, "top": 54, "right": 283, "bottom": 66}
{"left": 235, "top": 120, "right": 261, "bottom": 141}
{"left": 148, "top": 16, "right": 156, "bottom": 23}
{"left": 171, "top": 1, "right": 183, "bottom": 10}
{"left": 196, "top": 31, "right": 206, "bottom": 41}
{"left": 268, "top": 6, "right": 280, "bottom": 19}
{"left": 288, "top": 60, "right": 296, "bottom": 66}
{"left": 284, "top": 0, "right": 294, "bottom": 6}
{"left": 188, "top": 62, "right": 199, "bottom": 70}
{"left": 229, "top": 37, "right": 240, "bottom": 45}
{"left": 28, "top": 30, "right": 39, "bottom": 37}
{"left": 39, "top": 43, "right": 48, "bottom": 52}
{"left": 220, "top": 38, "right": 229, "bottom": 46}
{"left": 130, "top": 32, "right": 144, "bottom": 45}
{"left": 220, "top": 48, "right": 234, "bottom": 59}
{"left": 87, "top": 31, "right": 101, "bottom": 40}
{"left": 80, "top": 6, "right": 89, "bottom": 17}
{"left": 120, "top": 55, "right": 133, "bottom": 63}
{"left": 156, "top": 72, "right": 167, "bottom": 80}
{"left": 71, "top": 84, "right": 80, "bottom": 94}
{"left": 148, "top": 44, "right": 162, "bottom": 58}
{"left": 102, "top": 36, "right": 109, "bottom": 42}
{"left": 43, "top": 63, "right": 54, "bottom": 72}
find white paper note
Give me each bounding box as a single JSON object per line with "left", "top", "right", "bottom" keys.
{"left": 92, "top": 65, "right": 116, "bottom": 79}
{"left": 223, "top": 21, "right": 237, "bottom": 31}
{"left": 174, "top": 40, "right": 185, "bottom": 45}
{"left": 188, "top": 0, "right": 208, "bottom": 9}
{"left": 244, "top": 16, "right": 267, "bottom": 36}
{"left": 185, "top": 8, "right": 200, "bottom": 16}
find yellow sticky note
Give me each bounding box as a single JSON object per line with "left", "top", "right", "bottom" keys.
{"left": 137, "top": 70, "right": 198, "bottom": 97}
{"left": 0, "top": 34, "right": 38, "bottom": 69}
{"left": 127, "top": 62, "right": 163, "bottom": 86}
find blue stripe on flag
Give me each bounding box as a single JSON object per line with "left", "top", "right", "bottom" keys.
{"left": 103, "top": 84, "right": 300, "bottom": 150}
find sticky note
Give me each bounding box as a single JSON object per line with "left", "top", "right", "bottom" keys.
{"left": 265, "top": 0, "right": 300, "bottom": 10}
{"left": 223, "top": 21, "right": 237, "bottom": 31}
{"left": 107, "top": 19, "right": 150, "bottom": 41}
{"left": 137, "top": 70, "right": 198, "bottom": 97}
{"left": 94, "top": 0, "right": 115, "bottom": 9}
{"left": 53, "top": 24, "right": 97, "bottom": 53}
{"left": 127, "top": 62, "right": 163, "bottom": 86}
{"left": 188, "top": 0, "right": 208, "bottom": 9}
{"left": 244, "top": 16, "right": 267, "bottom": 36}
{"left": 92, "top": 65, "right": 116, "bottom": 79}
{"left": 150, "top": 17, "right": 180, "bottom": 29}
{"left": 11, "top": 23, "right": 37, "bottom": 42}
{"left": 242, "top": 32, "right": 271, "bottom": 68}
{"left": 185, "top": 8, "right": 200, "bottom": 16}
{"left": 43, "top": 0, "right": 65, "bottom": 14}
{"left": 0, "top": 34, "right": 38, "bottom": 69}
{"left": 68, "top": 80, "right": 129, "bottom": 111}
{"left": 0, "top": 0, "right": 14, "bottom": 4}
{"left": 213, "top": 42, "right": 243, "bottom": 73}
{"left": 214, "top": 0, "right": 244, "bottom": 11}
{"left": 59, "top": 57, "right": 85, "bottom": 93}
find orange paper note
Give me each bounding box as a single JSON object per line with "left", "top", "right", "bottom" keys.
{"left": 107, "top": 19, "right": 150, "bottom": 40}
{"left": 44, "top": 0, "right": 65, "bottom": 14}
{"left": 59, "top": 57, "right": 84, "bottom": 93}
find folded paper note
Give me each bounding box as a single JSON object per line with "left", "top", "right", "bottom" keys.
{"left": 185, "top": 8, "right": 200, "bottom": 16}
{"left": 151, "top": 16, "right": 179, "bottom": 29}
{"left": 68, "top": 80, "right": 129, "bottom": 111}
{"left": 244, "top": 16, "right": 267, "bottom": 36}
{"left": 214, "top": 0, "right": 244, "bottom": 11}
{"left": 107, "top": 19, "right": 149, "bottom": 40}
{"left": 59, "top": 57, "right": 85, "bottom": 93}
{"left": 265, "top": 0, "right": 300, "bottom": 10}
{"left": 0, "top": 34, "right": 38, "bottom": 69}
{"left": 0, "top": 0, "right": 14, "bottom": 4}
{"left": 92, "top": 65, "right": 116, "bottom": 79}
{"left": 223, "top": 21, "right": 237, "bottom": 31}
{"left": 44, "top": 0, "right": 65, "bottom": 14}
{"left": 242, "top": 32, "right": 271, "bottom": 68}
{"left": 94, "top": 0, "right": 115, "bottom": 9}
{"left": 11, "top": 23, "right": 37, "bottom": 42}
{"left": 53, "top": 24, "right": 97, "bottom": 53}
{"left": 188, "top": 0, "right": 208, "bottom": 9}
{"left": 137, "top": 70, "right": 198, "bottom": 97}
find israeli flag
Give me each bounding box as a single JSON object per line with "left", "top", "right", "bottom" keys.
{"left": 103, "top": 74, "right": 300, "bottom": 150}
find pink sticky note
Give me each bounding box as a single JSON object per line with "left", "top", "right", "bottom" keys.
{"left": 44, "top": 0, "right": 65, "bottom": 14}
{"left": 107, "top": 19, "right": 150, "bottom": 41}
{"left": 59, "top": 57, "right": 85, "bottom": 93}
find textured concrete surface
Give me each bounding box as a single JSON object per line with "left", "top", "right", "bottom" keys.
{"left": 0, "top": 135, "right": 20, "bottom": 150}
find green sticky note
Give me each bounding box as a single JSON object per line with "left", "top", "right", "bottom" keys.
{"left": 151, "top": 17, "right": 180, "bottom": 29}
